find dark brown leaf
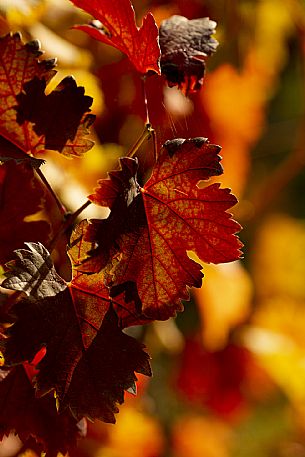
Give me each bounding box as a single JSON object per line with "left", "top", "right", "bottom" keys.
{"left": 1, "top": 243, "right": 151, "bottom": 422}
{"left": 0, "top": 366, "right": 84, "bottom": 457}
{"left": 159, "top": 15, "right": 218, "bottom": 94}
{"left": 0, "top": 32, "right": 95, "bottom": 158}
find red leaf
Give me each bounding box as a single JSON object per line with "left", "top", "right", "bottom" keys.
{"left": 89, "top": 157, "right": 140, "bottom": 210}
{"left": 0, "top": 366, "right": 84, "bottom": 457}
{"left": 2, "top": 243, "right": 151, "bottom": 423}
{"left": 69, "top": 220, "right": 151, "bottom": 327}
{"left": 0, "top": 33, "right": 95, "bottom": 159}
{"left": 176, "top": 339, "right": 251, "bottom": 418}
{"left": 70, "top": 0, "right": 160, "bottom": 75}
{"left": 87, "top": 138, "right": 242, "bottom": 320}
{"left": 0, "top": 161, "right": 50, "bottom": 265}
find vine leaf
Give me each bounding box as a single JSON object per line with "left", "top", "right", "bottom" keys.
{"left": 70, "top": 0, "right": 160, "bottom": 75}
{"left": 0, "top": 366, "right": 84, "bottom": 457}
{"left": 0, "top": 162, "right": 50, "bottom": 265}
{"left": 0, "top": 32, "right": 95, "bottom": 160}
{"left": 87, "top": 138, "right": 242, "bottom": 320}
{"left": 159, "top": 16, "right": 218, "bottom": 94}
{"left": 1, "top": 243, "right": 151, "bottom": 423}
{"left": 68, "top": 220, "right": 151, "bottom": 328}
{"left": 2, "top": 241, "right": 66, "bottom": 297}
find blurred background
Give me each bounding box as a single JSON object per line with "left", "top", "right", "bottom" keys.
{"left": 1, "top": 0, "right": 305, "bottom": 456}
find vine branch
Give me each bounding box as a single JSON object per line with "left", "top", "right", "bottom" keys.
{"left": 36, "top": 167, "right": 66, "bottom": 216}
{"left": 48, "top": 200, "right": 92, "bottom": 253}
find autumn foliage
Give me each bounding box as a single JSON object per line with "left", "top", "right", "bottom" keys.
{"left": 0, "top": 0, "right": 243, "bottom": 453}
{"left": 1, "top": 0, "right": 303, "bottom": 456}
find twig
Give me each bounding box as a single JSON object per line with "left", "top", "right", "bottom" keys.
{"left": 126, "top": 123, "right": 156, "bottom": 159}
{"left": 48, "top": 200, "right": 91, "bottom": 253}
{"left": 142, "top": 75, "right": 150, "bottom": 124}
{"left": 150, "top": 126, "right": 158, "bottom": 162}
{"left": 36, "top": 167, "right": 66, "bottom": 216}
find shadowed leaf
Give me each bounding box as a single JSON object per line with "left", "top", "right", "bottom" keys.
{"left": 0, "top": 366, "right": 84, "bottom": 457}
{"left": 3, "top": 242, "right": 66, "bottom": 297}
{"left": 68, "top": 220, "right": 151, "bottom": 327}
{"left": 0, "top": 161, "right": 50, "bottom": 265}
{"left": 1, "top": 243, "right": 151, "bottom": 422}
{"left": 159, "top": 16, "right": 218, "bottom": 94}
{"left": 0, "top": 32, "right": 95, "bottom": 159}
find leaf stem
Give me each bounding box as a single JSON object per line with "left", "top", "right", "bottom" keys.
{"left": 126, "top": 123, "right": 156, "bottom": 159}
{"left": 47, "top": 200, "right": 91, "bottom": 253}
{"left": 150, "top": 126, "right": 158, "bottom": 162}
{"left": 142, "top": 75, "right": 150, "bottom": 125}
{"left": 36, "top": 167, "right": 66, "bottom": 216}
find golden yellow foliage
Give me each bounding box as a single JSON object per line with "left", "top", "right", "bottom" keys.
{"left": 172, "top": 415, "right": 232, "bottom": 457}
{"left": 252, "top": 214, "right": 305, "bottom": 301}
{"left": 0, "top": 0, "right": 46, "bottom": 28}
{"left": 194, "top": 261, "right": 252, "bottom": 350}
{"left": 99, "top": 408, "right": 164, "bottom": 457}
{"left": 250, "top": 0, "right": 295, "bottom": 86}
{"left": 202, "top": 64, "right": 265, "bottom": 197}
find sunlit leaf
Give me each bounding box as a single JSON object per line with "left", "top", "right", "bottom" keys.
{"left": 0, "top": 32, "right": 95, "bottom": 160}
{"left": 70, "top": 0, "right": 160, "bottom": 75}
{"left": 86, "top": 138, "right": 242, "bottom": 320}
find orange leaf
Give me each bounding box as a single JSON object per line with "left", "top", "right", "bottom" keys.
{"left": 87, "top": 138, "right": 242, "bottom": 321}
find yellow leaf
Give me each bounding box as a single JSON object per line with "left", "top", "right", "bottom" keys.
{"left": 243, "top": 296, "right": 305, "bottom": 408}
{"left": 202, "top": 64, "right": 265, "bottom": 196}
{"left": 172, "top": 415, "right": 232, "bottom": 457}
{"left": 0, "top": 0, "right": 46, "bottom": 27}
{"left": 193, "top": 260, "right": 252, "bottom": 350}
{"left": 253, "top": 214, "right": 305, "bottom": 301}
{"left": 29, "top": 22, "right": 92, "bottom": 69}
{"left": 101, "top": 408, "right": 165, "bottom": 457}
{"left": 250, "top": 0, "right": 295, "bottom": 85}
{"left": 244, "top": 324, "right": 305, "bottom": 405}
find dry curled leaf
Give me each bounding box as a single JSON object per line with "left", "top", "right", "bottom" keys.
{"left": 159, "top": 15, "right": 218, "bottom": 94}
